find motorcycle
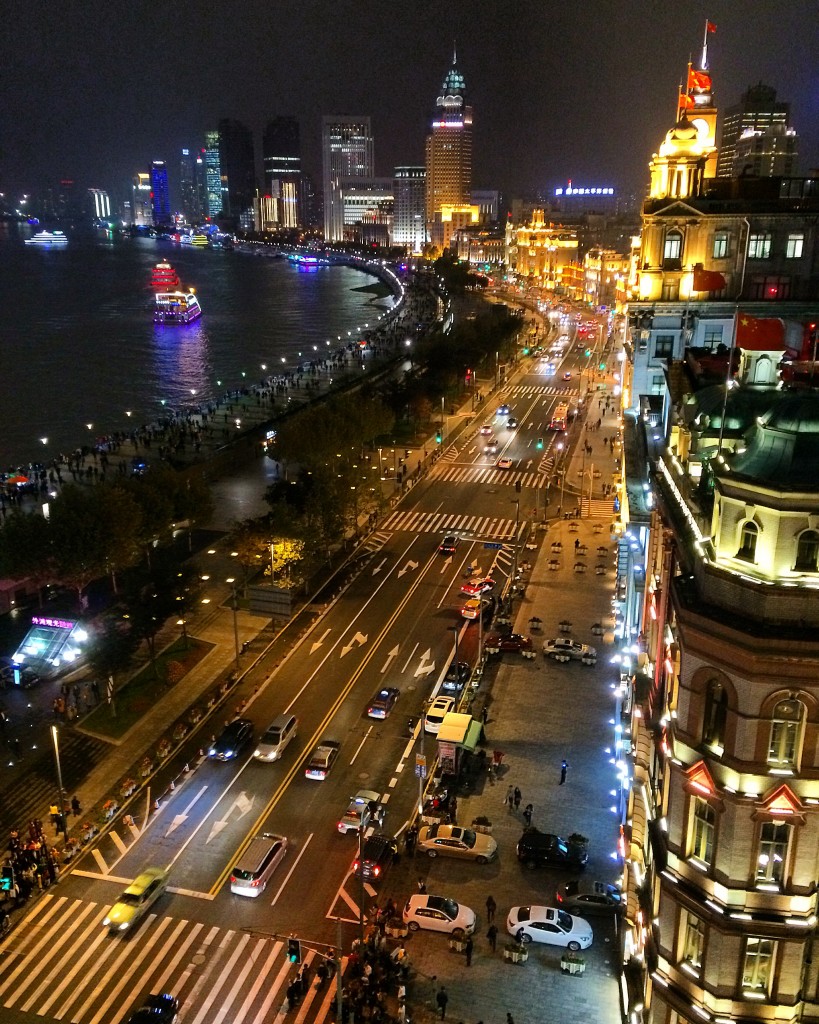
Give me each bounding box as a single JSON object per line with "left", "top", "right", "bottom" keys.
{"left": 406, "top": 717, "right": 417, "bottom": 737}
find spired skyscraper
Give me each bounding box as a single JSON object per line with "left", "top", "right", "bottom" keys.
{"left": 425, "top": 50, "right": 473, "bottom": 227}
{"left": 321, "top": 115, "right": 374, "bottom": 242}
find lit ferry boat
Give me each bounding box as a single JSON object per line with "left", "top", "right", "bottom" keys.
{"left": 151, "top": 263, "right": 202, "bottom": 324}
{"left": 25, "top": 230, "right": 69, "bottom": 247}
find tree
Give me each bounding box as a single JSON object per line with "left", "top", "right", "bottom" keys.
{"left": 0, "top": 510, "right": 56, "bottom": 606}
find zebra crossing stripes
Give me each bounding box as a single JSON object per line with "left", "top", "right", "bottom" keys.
{"left": 431, "top": 464, "right": 549, "bottom": 489}
{"left": 581, "top": 497, "right": 617, "bottom": 519}
{"left": 498, "top": 384, "right": 582, "bottom": 399}
{"left": 0, "top": 893, "right": 343, "bottom": 1024}
{"left": 379, "top": 509, "right": 521, "bottom": 540}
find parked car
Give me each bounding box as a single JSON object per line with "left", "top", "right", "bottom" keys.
{"left": 305, "top": 740, "right": 341, "bottom": 780}
{"left": 556, "top": 880, "right": 622, "bottom": 916}
{"left": 424, "top": 696, "right": 455, "bottom": 734}
{"left": 506, "top": 905, "right": 593, "bottom": 950}
{"left": 460, "top": 577, "right": 495, "bottom": 597}
{"left": 460, "top": 597, "right": 493, "bottom": 622}
{"left": 516, "top": 830, "right": 588, "bottom": 870}
{"left": 208, "top": 719, "right": 254, "bottom": 761}
{"left": 103, "top": 867, "right": 168, "bottom": 933}
{"left": 442, "top": 661, "right": 472, "bottom": 694}
{"left": 417, "top": 824, "right": 497, "bottom": 863}
{"left": 403, "top": 894, "right": 476, "bottom": 936}
{"left": 366, "top": 687, "right": 400, "bottom": 719}
{"left": 352, "top": 833, "right": 398, "bottom": 881}
{"left": 439, "top": 534, "right": 459, "bottom": 555}
{"left": 127, "top": 994, "right": 179, "bottom": 1024}
{"left": 542, "top": 638, "right": 597, "bottom": 665}
{"left": 484, "top": 633, "right": 535, "bottom": 659}
{"left": 338, "top": 789, "right": 385, "bottom": 834}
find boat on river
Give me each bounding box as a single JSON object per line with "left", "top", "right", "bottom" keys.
{"left": 25, "top": 230, "right": 69, "bottom": 248}
{"left": 150, "top": 262, "right": 202, "bottom": 324}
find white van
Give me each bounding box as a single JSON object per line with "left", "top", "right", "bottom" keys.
{"left": 230, "top": 834, "right": 288, "bottom": 897}
{"left": 254, "top": 714, "right": 298, "bottom": 762}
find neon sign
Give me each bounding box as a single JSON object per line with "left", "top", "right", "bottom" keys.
{"left": 31, "top": 616, "right": 74, "bottom": 630}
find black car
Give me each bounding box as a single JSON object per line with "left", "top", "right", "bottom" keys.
{"left": 442, "top": 661, "right": 472, "bottom": 694}
{"left": 366, "top": 687, "right": 400, "bottom": 720}
{"left": 208, "top": 718, "right": 254, "bottom": 761}
{"left": 438, "top": 534, "right": 459, "bottom": 555}
{"left": 127, "top": 993, "right": 179, "bottom": 1024}
{"left": 352, "top": 833, "right": 398, "bottom": 882}
{"left": 516, "top": 830, "right": 588, "bottom": 870}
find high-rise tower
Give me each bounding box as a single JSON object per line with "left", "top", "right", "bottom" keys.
{"left": 263, "top": 116, "right": 302, "bottom": 229}
{"left": 321, "top": 115, "right": 374, "bottom": 242}
{"left": 218, "top": 119, "right": 256, "bottom": 226}
{"left": 204, "top": 131, "right": 224, "bottom": 219}
{"left": 425, "top": 50, "right": 473, "bottom": 225}
{"left": 717, "top": 83, "right": 798, "bottom": 178}
{"left": 150, "top": 161, "right": 171, "bottom": 225}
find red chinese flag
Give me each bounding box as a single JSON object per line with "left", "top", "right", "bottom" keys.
{"left": 688, "top": 68, "right": 712, "bottom": 91}
{"left": 706, "top": 21, "right": 717, "bottom": 32}
{"left": 692, "top": 265, "right": 726, "bottom": 291}
{"left": 679, "top": 91, "right": 695, "bottom": 110}
{"left": 736, "top": 315, "right": 785, "bottom": 349}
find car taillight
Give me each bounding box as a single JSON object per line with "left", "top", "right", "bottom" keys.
{"left": 373, "top": 866, "right": 381, "bottom": 876}
{"left": 353, "top": 860, "right": 360, "bottom": 871}
{"left": 251, "top": 877, "right": 262, "bottom": 887}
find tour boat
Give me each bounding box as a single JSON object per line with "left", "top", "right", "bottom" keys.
{"left": 150, "top": 262, "right": 180, "bottom": 290}
{"left": 25, "top": 230, "right": 69, "bottom": 247}
{"left": 153, "top": 290, "right": 202, "bottom": 325}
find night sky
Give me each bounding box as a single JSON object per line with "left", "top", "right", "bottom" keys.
{"left": 3, "top": 1, "right": 818, "bottom": 204}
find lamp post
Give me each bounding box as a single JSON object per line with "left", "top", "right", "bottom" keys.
{"left": 511, "top": 498, "right": 520, "bottom": 591}
{"left": 440, "top": 396, "right": 445, "bottom": 444}
{"left": 357, "top": 804, "right": 372, "bottom": 943}
{"left": 225, "top": 577, "right": 240, "bottom": 669}
{"left": 51, "top": 725, "right": 66, "bottom": 827}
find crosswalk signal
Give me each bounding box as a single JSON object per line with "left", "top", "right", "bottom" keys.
{"left": 287, "top": 938, "right": 301, "bottom": 963}
{"left": 584, "top": 348, "right": 591, "bottom": 357}
{"left": 536, "top": 437, "right": 544, "bottom": 450}
{"left": 435, "top": 430, "right": 442, "bottom": 444}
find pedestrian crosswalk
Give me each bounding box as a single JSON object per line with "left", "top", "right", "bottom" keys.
{"left": 581, "top": 497, "right": 617, "bottom": 519}
{"left": 379, "top": 509, "right": 523, "bottom": 540}
{"left": 430, "top": 464, "right": 549, "bottom": 489}
{"left": 498, "top": 384, "right": 582, "bottom": 399}
{"left": 0, "top": 893, "right": 344, "bottom": 1024}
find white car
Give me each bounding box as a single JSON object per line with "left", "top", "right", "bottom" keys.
{"left": 479, "top": 423, "right": 493, "bottom": 435}
{"left": 338, "top": 789, "right": 385, "bottom": 834}
{"left": 403, "top": 894, "right": 476, "bottom": 936}
{"left": 542, "top": 638, "right": 597, "bottom": 664}
{"left": 506, "top": 905, "right": 593, "bottom": 950}
{"left": 424, "top": 695, "right": 455, "bottom": 734}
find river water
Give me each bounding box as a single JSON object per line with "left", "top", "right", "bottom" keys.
{"left": 0, "top": 225, "right": 394, "bottom": 468}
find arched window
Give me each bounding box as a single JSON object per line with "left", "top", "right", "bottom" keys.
{"left": 702, "top": 680, "right": 728, "bottom": 749}
{"left": 768, "top": 698, "right": 805, "bottom": 768}
{"left": 737, "top": 521, "right": 758, "bottom": 562}
{"left": 664, "top": 231, "right": 683, "bottom": 261}
{"left": 795, "top": 530, "right": 819, "bottom": 572}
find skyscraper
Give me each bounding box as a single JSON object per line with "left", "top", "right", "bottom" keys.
{"left": 393, "top": 166, "right": 427, "bottom": 253}
{"left": 425, "top": 50, "right": 473, "bottom": 225}
{"left": 150, "top": 161, "right": 170, "bottom": 225}
{"left": 218, "top": 119, "right": 256, "bottom": 225}
{"left": 263, "top": 116, "right": 302, "bottom": 229}
{"left": 204, "top": 131, "right": 224, "bottom": 219}
{"left": 179, "top": 148, "right": 202, "bottom": 223}
{"left": 717, "top": 83, "right": 798, "bottom": 178}
{"left": 321, "top": 115, "right": 374, "bottom": 242}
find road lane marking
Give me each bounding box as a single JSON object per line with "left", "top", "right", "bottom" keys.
{"left": 249, "top": 952, "right": 293, "bottom": 1024}
{"left": 88, "top": 914, "right": 175, "bottom": 1024}
{"left": 270, "top": 832, "right": 314, "bottom": 907}
{"left": 349, "top": 725, "right": 373, "bottom": 766}
{"left": 235, "top": 941, "right": 283, "bottom": 1024}
{"left": 165, "top": 784, "right": 209, "bottom": 838}
{"left": 401, "top": 642, "right": 419, "bottom": 673}
{"left": 310, "top": 627, "right": 332, "bottom": 653}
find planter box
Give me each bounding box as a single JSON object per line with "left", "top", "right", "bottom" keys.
{"left": 503, "top": 948, "right": 529, "bottom": 964}
{"left": 561, "top": 958, "right": 586, "bottom": 975}
{"left": 386, "top": 923, "right": 408, "bottom": 938}
{"left": 449, "top": 939, "right": 467, "bottom": 953}
{"left": 471, "top": 821, "right": 493, "bottom": 834}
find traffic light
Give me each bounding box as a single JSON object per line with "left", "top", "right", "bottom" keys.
{"left": 522, "top": 347, "right": 529, "bottom": 356}
{"left": 536, "top": 437, "right": 544, "bottom": 450}
{"left": 584, "top": 348, "right": 591, "bottom": 357}
{"left": 287, "top": 938, "right": 302, "bottom": 963}
{"left": 599, "top": 362, "right": 606, "bottom": 371}
{"left": 435, "top": 430, "right": 442, "bottom": 444}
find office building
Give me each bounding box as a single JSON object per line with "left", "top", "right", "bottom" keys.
{"left": 505, "top": 210, "right": 578, "bottom": 294}
{"left": 149, "top": 161, "right": 170, "bottom": 225}
{"left": 131, "top": 173, "right": 152, "bottom": 226}
{"left": 393, "top": 166, "right": 426, "bottom": 253}
{"left": 338, "top": 178, "right": 393, "bottom": 246}
{"left": 470, "top": 189, "right": 500, "bottom": 223}
{"left": 717, "top": 83, "right": 798, "bottom": 179}
{"left": 321, "top": 115, "right": 374, "bottom": 242}
{"left": 218, "top": 119, "right": 256, "bottom": 225}
{"left": 425, "top": 51, "right": 473, "bottom": 225}
{"left": 204, "top": 131, "right": 224, "bottom": 219}
{"left": 87, "top": 188, "right": 111, "bottom": 221}
{"left": 179, "top": 148, "right": 203, "bottom": 223}
{"left": 263, "top": 116, "right": 302, "bottom": 229}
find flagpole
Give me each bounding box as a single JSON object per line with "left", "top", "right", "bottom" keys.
{"left": 716, "top": 306, "right": 738, "bottom": 455}
{"left": 701, "top": 22, "right": 709, "bottom": 68}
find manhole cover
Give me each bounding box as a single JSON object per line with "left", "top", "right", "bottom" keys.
{"left": 358, "top": 771, "right": 370, "bottom": 781}
{"left": 191, "top": 954, "right": 206, "bottom": 965}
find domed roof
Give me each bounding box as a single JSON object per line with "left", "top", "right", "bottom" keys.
{"left": 757, "top": 392, "right": 819, "bottom": 433}
{"left": 723, "top": 390, "right": 819, "bottom": 489}
{"left": 684, "top": 383, "right": 776, "bottom": 435}
{"left": 441, "top": 63, "right": 465, "bottom": 96}
{"left": 658, "top": 113, "right": 706, "bottom": 159}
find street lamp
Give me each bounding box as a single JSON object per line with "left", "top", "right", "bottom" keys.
{"left": 225, "top": 577, "right": 240, "bottom": 669}
{"left": 511, "top": 498, "right": 520, "bottom": 591}
{"left": 51, "top": 725, "right": 66, "bottom": 830}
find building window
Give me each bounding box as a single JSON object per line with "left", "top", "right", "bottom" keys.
{"left": 680, "top": 910, "right": 705, "bottom": 969}
{"left": 702, "top": 680, "right": 728, "bottom": 749}
{"left": 661, "top": 279, "right": 680, "bottom": 301}
{"left": 768, "top": 698, "right": 805, "bottom": 768}
{"left": 713, "top": 231, "right": 729, "bottom": 259}
{"left": 664, "top": 231, "right": 683, "bottom": 260}
{"left": 654, "top": 335, "right": 674, "bottom": 358}
{"left": 756, "top": 822, "right": 790, "bottom": 884}
{"left": 760, "top": 276, "right": 791, "bottom": 300}
{"left": 748, "top": 232, "right": 772, "bottom": 259}
{"left": 737, "top": 521, "right": 758, "bottom": 561}
{"left": 703, "top": 325, "right": 723, "bottom": 348}
{"left": 786, "top": 233, "right": 804, "bottom": 259}
{"left": 795, "top": 530, "right": 819, "bottom": 572}
{"left": 742, "top": 938, "right": 774, "bottom": 993}
{"left": 691, "top": 797, "right": 716, "bottom": 866}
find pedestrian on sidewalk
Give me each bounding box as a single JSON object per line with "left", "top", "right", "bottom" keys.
{"left": 481, "top": 704, "right": 489, "bottom": 725}
{"left": 417, "top": 878, "right": 427, "bottom": 895}
{"left": 465, "top": 936, "right": 473, "bottom": 966}
{"left": 71, "top": 795, "right": 81, "bottom": 816}
{"left": 436, "top": 987, "right": 449, "bottom": 1019}
{"left": 523, "top": 803, "right": 533, "bottom": 828}
{"left": 507, "top": 1014, "right": 515, "bottom": 1024}
{"left": 513, "top": 786, "right": 522, "bottom": 810}
{"left": 487, "top": 923, "right": 498, "bottom": 952}
{"left": 486, "top": 894, "right": 496, "bottom": 923}
{"left": 505, "top": 784, "right": 514, "bottom": 809}
{"left": 560, "top": 759, "right": 569, "bottom": 784}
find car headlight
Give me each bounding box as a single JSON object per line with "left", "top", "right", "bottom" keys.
{"left": 224, "top": 749, "right": 233, "bottom": 758}
{"left": 103, "top": 916, "right": 111, "bottom": 926}
{"left": 119, "top": 922, "right": 129, "bottom": 931}
{"left": 208, "top": 747, "right": 216, "bottom": 756}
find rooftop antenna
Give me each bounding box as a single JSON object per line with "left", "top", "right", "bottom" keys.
{"left": 701, "top": 19, "right": 716, "bottom": 69}
{"left": 453, "top": 39, "right": 457, "bottom": 65}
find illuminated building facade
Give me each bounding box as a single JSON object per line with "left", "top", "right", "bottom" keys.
{"left": 87, "top": 188, "right": 111, "bottom": 221}
{"left": 583, "top": 249, "right": 630, "bottom": 309}
{"left": 717, "top": 84, "right": 798, "bottom": 179}
{"left": 429, "top": 204, "right": 479, "bottom": 252}
{"left": 263, "top": 116, "right": 302, "bottom": 229}
{"left": 204, "top": 130, "right": 225, "bottom": 219}
{"left": 393, "top": 166, "right": 426, "bottom": 253}
{"left": 131, "top": 173, "right": 152, "bottom": 226}
{"left": 321, "top": 115, "right": 374, "bottom": 242}
{"left": 179, "top": 148, "right": 205, "bottom": 223}
{"left": 338, "top": 178, "right": 393, "bottom": 246}
{"left": 504, "top": 209, "right": 578, "bottom": 294}
{"left": 425, "top": 52, "right": 473, "bottom": 225}
{"left": 149, "top": 161, "right": 170, "bottom": 225}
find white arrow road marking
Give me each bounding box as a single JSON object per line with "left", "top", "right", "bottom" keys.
{"left": 414, "top": 649, "right": 435, "bottom": 678}
{"left": 340, "top": 631, "right": 368, "bottom": 658}
{"left": 165, "top": 785, "right": 209, "bottom": 838}
{"left": 207, "top": 791, "right": 254, "bottom": 843}
{"left": 398, "top": 560, "right": 419, "bottom": 578}
{"left": 371, "top": 557, "right": 387, "bottom": 576}
{"left": 328, "top": 875, "right": 363, "bottom": 923}
{"left": 310, "top": 628, "right": 331, "bottom": 654}
{"left": 381, "top": 645, "right": 399, "bottom": 674}
{"left": 440, "top": 556, "right": 452, "bottom": 574}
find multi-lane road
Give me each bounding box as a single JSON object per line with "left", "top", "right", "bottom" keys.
{"left": 0, "top": 316, "right": 600, "bottom": 1024}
